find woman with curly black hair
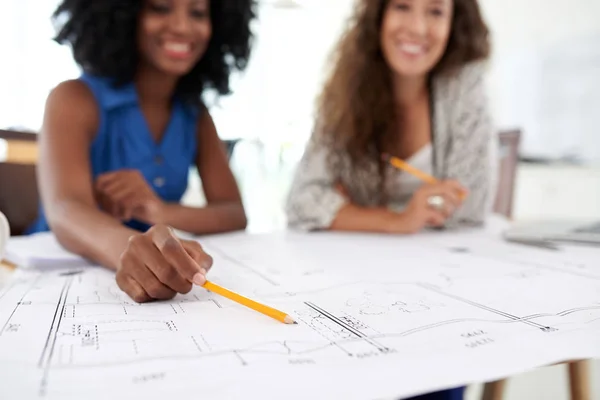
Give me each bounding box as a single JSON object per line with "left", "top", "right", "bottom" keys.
{"left": 30, "top": 0, "right": 256, "bottom": 303}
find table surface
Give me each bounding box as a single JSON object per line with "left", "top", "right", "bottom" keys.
{"left": 0, "top": 261, "right": 15, "bottom": 288}
{"left": 0, "top": 234, "right": 594, "bottom": 400}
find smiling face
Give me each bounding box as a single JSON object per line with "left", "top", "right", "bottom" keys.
{"left": 380, "top": 0, "right": 453, "bottom": 79}
{"left": 137, "top": 0, "right": 212, "bottom": 77}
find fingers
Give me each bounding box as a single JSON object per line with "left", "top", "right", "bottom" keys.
{"left": 117, "top": 226, "right": 210, "bottom": 303}
{"left": 419, "top": 181, "right": 467, "bottom": 216}
{"left": 439, "top": 188, "right": 461, "bottom": 210}
{"left": 130, "top": 262, "right": 177, "bottom": 300}
{"left": 116, "top": 273, "right": 151, "bottom": 303}
{"left": 150, "top": 225, "right": 209, "bottom": 286}
{"left": 442, "top": 180, "right": 468, "bottom": 200}
{"left": 96, "top": 177, "right": 129, "bottom": 197}
{"left": 182, "top": 240, "right": 213, "bottom": 273}
{"left": 95, "top": 172, "right": 145, "bottom": 221}
{"left": 96, "top": 178, "right": 135, "bottom": 205}
{"left": 436, "top": 194, "right": 457, "bottom": 218}
{"left": 118, "top": 241, "right": 177, "bottom": 301}
{"left": 134, "top": 236, "right": 193, "bottom": 294}
{"left": 425, "top": 209, "right": 447, "bottom": 228}
{"left": 96, "top": 169, "right": 138, "bottom": 186}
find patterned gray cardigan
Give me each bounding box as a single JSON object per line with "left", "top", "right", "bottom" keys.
{"left": 285, "top": 61, "right": 499, "bottom": 231}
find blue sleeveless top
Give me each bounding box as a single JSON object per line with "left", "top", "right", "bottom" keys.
{"left": 28, "top": 73, "right": 199, "bottom": 233}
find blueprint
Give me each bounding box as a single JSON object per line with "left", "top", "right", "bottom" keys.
{"left": 0, "top": 225, "right": 599, "bottom": 400}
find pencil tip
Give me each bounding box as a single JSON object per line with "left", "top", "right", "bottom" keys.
{"left": 381, "top": 153, "right": 390, "bottom": 162}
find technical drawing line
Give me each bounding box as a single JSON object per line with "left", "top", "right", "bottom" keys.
{"left": 496, "top": 307, "right": 600, "bottom": 323}
{"left": 198, "top": 334, "right": 212, "bottom": 351}
{"left": 202, "top": 243, "right": 280, "bottom": 287}
{"left": 233, "top": 351, "right": 247, "bottom": 366}
{"left": 190, "top": 336, "right": 203, "bottom": 353}
{"left": 418, "top": 283, "right": 556, "bottom": 332}
{"left": 305, "top": 302, "right": 366, "bottom": 339}
{"left": 0, "top": 278, "right": 18, "bottom": 303}
{"left": 70, "top": 307, "right": 595, "bottom": 356}
{"left": 60, "top": 318, "right": 172, "bottom": 325}
{"left": 294, "top": 312, "right": 353, "bottom": 356}
{"left": 37, "top": 277, "right": 69, "bottom": 368}
{"left": 97, "top": 328, "right": 171, "bottom": 335}
{"left": 40, "top": 304, "right": 600, "bottom": 370}
{"left": 305, "top": 302, "right": 391, "bottom": 353}
{"left": 452, "top": 246, "right": 600, "bottom": 281}
{"left": 48, "top": 340, "right": 342, "bottom": 369}
{"left": 366, "top": 312, "right": 580, "bottom": 340}
{"left": 508, "top": 260, "right": 600, "bottom": 281}
{"left": 39, "top": 276, "right": 74, "bottom": 397}
{"left": 555, "top": 306, "right": 600, "bottom": 316}
{"left": 0, "top": 276, "right": 42, "bottom": 337}
{"left": 256, "top": 280, "right": 422, "bottom": 300}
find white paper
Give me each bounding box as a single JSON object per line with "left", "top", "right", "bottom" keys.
{"left": 5, "top": 232, "right": 93, "bottom": 269}
{"left": 0, "top": 226, "right": 599, "bottom": 400}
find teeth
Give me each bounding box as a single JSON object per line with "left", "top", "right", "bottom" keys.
{"left": 399, "top": 43, "right": 424, "bottom": 55}
{"left": 164, "top": 42, "right": 191, "bottom": 53}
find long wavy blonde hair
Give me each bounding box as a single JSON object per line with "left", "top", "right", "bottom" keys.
{"left": 317, "top": 0, "right": 490, "bottom": 178}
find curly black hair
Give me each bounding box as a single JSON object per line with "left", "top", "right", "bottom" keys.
{"left": 53, "top": 0, "right": 256, "bottom": 104}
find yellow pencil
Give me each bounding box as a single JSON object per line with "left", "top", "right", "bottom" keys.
{"left": 382, "top": 153, "right": 438, "bottom": 184}
{"left": 202, "top": 280, "right": 296, "bottom": 324}
{"left": 0, "top": 260, "right": 17, "bottom": 271}
{"left": 381, "top": 153, "right": 467, "bottom": 200}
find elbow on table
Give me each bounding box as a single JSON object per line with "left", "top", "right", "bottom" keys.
{"left": 236, "top": 208, "right": 248, "bottom": 231}
{"left": 44, "top": 200, "right": 89, "bottom": 258}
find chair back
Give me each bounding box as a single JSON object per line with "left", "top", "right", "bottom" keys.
{"left": 0, "top": 129, "right": 39, "bottom": 235}
{"left": 493, "top": 129, "right": 521, "bottom": 219}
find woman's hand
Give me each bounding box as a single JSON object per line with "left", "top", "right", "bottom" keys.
{"left": 388, "top": 180, "right": 467, "bottom": 234}
{"left": 116, "top": 224, "right": 213, "bottom": 303}
{"left": 95, "top": 170, "right": 164, "bottom": 223}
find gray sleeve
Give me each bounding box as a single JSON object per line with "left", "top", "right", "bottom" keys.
{"left": 285, "top": 137, "right": 348, "bottom": 231}
{"left": 445, "top": 61, "right": 499, "bottom": 227}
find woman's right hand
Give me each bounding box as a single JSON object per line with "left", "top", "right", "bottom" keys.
{"left": 388, "top": 180, "right": 467, "bottom": 234}
{"left": 116, "top": 224, "right": 213, "bottom": 303}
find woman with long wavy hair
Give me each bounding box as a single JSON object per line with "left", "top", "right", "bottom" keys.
{"left": 33, "top": 0, "right": 255, "bottom": 302}
{"left": 286, "top": 0, "right": 497, "bottom": 241}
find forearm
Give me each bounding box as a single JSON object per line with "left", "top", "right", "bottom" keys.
{"left": 329, "top": 203, "right": 403, "bottom": 233}
{"left": 47, "top": 200, "right": 138, "bottom": 270}
{"left": 158, "top": 202, "right": 247, "bottom": 235}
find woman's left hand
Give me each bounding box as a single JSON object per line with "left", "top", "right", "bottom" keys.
{"left": 95, "top": 170, "right": 164, "bottom": 224}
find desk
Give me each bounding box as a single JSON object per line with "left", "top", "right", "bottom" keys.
{"left": 0, "top": 229, "right": 597, "bottom": 400}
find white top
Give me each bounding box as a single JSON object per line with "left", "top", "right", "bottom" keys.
{"left": 286, "top": 61, "right": 499, "bottom": 231}
{"left": 385, "top": 144, "right": 433, "bottom": 212}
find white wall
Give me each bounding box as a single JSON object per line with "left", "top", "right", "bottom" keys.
{"left": 0, "top": 0, "right": 79, "bottom": 132}
{"left": 223, "top": 0, "right": 600, "bottom": 163}
{"left": 210, "top": 0, "right": 354, "bottom": 146}
{"left": 2, "top": 0, "right": 599, "bottom": 165}
{"left": 480, "top": 0, "right": 600, "bottom": 163}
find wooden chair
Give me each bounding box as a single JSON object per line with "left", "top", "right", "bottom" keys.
{"left": 0, "top": 129, "right": 39, "bottom": 236}
{"left": 0, "top": 129, "right": 239, "bottom": 236}
{"left": 493, "top": 130, "right": 521, "bottom": 218}
{"left": 483, "top": 129, "right": 591, "bottom": 400}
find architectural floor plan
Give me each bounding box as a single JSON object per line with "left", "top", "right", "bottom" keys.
{"left": 1, "top": 227, "right": 599, "bottom": 400}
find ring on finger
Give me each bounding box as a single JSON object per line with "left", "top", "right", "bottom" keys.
{"left": 426, "top": 195, "right": 446, "bottom": 211}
